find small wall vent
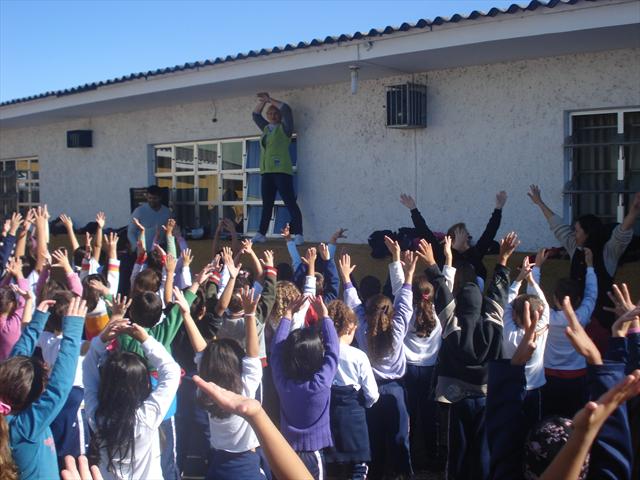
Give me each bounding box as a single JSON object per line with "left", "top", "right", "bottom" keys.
{"left": 67, "top": 130, "right": 93, "bottom": 148}
{"left": 386, "top": 83, "right": 427, "bottom": 128}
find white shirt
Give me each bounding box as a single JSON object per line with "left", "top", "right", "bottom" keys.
{"left": 501, "top": 267, "right": 550, "bottom": 390}
{"left": 334, "top": 343, "right": 379, "bottom": 408}
{"left": 83, "top": 336, "right": 180, "bottom": 480}
{"left": 544, "top": 267, "right": 598, "bottom": 371}
{"left": 205, "top": 356, "right": 262, "bottom": 452}
{"left": 38, "top": 331, "right": 84, "bottom": 387}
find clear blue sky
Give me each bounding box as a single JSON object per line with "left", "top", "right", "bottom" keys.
{"left": 0, "top": 0, "right": 517, "bottom": 103}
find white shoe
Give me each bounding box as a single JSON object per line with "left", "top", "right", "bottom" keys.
{"left": 293, "top": 234, "right": 304, "bottom": 246}
{"left": 252, "top": 233, "right": 267, "bottom": 243}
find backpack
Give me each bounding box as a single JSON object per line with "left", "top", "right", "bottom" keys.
{"left": 368, "top": 229, "right": 395, "bottom": 259}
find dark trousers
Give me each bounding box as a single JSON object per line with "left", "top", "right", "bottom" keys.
{"left": 523, "top": 387, "right": 543, "bottom": 432}
{"left": 259, "top": 173, "right": 303, "bottom": 235}
{"left": 160, "top": 417, "right": 180, "bottom": 480}
{"left": 405, "top": 364, "right": 439, "bottom": 460}
{"left": 542, "top": 374, "right": 588, "bottom": 419}
{"left": 447, "top": 396, "right": 489, "bottom": 480}
{"left": 207, "top": 448, "right": 266, "bottom": 480}
{"left": 297, "top": 450, "right": 325, "bottom": 480}
{"left": 176, "top": 376, "right": 210, "bottom": 477}
{"left": 366, "top": 380, "right": 412, "bottom": 479}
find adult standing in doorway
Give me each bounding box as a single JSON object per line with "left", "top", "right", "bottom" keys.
{"left": 252, "top": 92, "right": 304, "bottom": 245}
{"left": 127, "top": 185, "right": 172, "bottom": 252}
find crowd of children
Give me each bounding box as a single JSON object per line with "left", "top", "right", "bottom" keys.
{"left": 0, "top": 185, "right": 639, "bottom": 480}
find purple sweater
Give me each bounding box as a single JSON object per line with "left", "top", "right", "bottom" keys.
{"left": 270, "top": 316, "right": 339, "bottom": 451}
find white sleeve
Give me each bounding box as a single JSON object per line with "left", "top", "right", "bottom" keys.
{"left": 106, "top": 259, "right": 120, "bottom": 297}
{"left": 508, "top": 280, "right": 522, "bottom": 304}
{"left": 137, "top": 337, "right": 181, "bottom": 429}
{"left": 527, "top": 267, "right": 550, "bottom": 330}
{"left": 218, "top": 266, "right": 230, "bottom": 299}
{"left": 388, "top": 261, "right": 404, "bottom": 296}
{"left": 442, "top": 265, "right": 456, "bottom": 292}
{"left": 303, "top": 275, "right": 316, "bottom": 296}
{"left": 241, "top": 357, "right": 263, "bottom": 397}
{"left": 82, "top": 336, "right": 108, "bottom": 430}
{"left": 359, "top": 352, "right": 380, "bottom": 408}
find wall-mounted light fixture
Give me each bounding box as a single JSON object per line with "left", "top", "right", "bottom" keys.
{"left": 349, "top": 66, "right": 360, "bottom": 95}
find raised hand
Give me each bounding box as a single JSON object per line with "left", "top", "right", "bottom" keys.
{"left": 260, "top": 249, "right": 275, "bottom": 268}
{"left": 442, "top": 235, "right": 453, "bottom": 266}
{"left": 241, "top": 239, "right": 254, "bottom": 254}
{"left": 172, "top": 287, "right": 191, "bottom": 313}
{"left": 37, "top": 299, "right": 56, "bottom": 313}
{"left": 10, "top": 283, "right": 31, "bottom": 300}
{"left": 194, "top": 263, "right": 215, "bottom": 285}
{"left": 498, "top": 232, "right": 519, "bottom": 266}
{"left": 240, "top": 286, "right": 260, "bottom": 315}
{"left": 23, "top": 208, "right": 36, "bottom": 231}
{"left": 67, "top": 296, "right": 88, "bottom": 319}
{"left": 604, "top": 283, "right": 636, "bottom": 318}
{"left": 311, "top": 295, "right": 329, "bottom": 318}
{"left": 61, "top": 454, "right": 104, "bottom": 480}
{"left": 318, "top": 243, "right": 330, "bottom": 261}
{"left": 511, "top": 301, "right": 541, "bottom": 365}
{"left": 123, "top": 322, "right": 149, "bottom": 343}
{"left": 330, "top": 228, "right": 348, "bottom": 244}
{"left": 103, "top": 232, "right": 119, "bottom": 259}
{"left": 223, "top": 247, "right": 242, "bottom": 279}
{"left": 527, "top": 184, "right": 543, "bottom": 205}
{"left": 1, "top": 219, "right": 10, "bottom": 237}
{"left": 583, "top": 247, "right": 593, "bottom": 268}
{"left": 399, "top": 193, "right": 417, "bottom": 210}
{"left": 95, "top": 211, "right": 106, "bottom": 229}
{"left": 534, "top": 248, "right": 549, "bottom": 269}
{"left": 402, "top": 250, "right": 418, "bottom": 283}
{"left": 181, "top": 248, "right": 193, "bottom": 267}
{"left": 284, "top": 294, "right": 309, "bottom": 319}
{"left": 383, "top": 235, "right": 401, "bottom": 263}
{"left": 416, "top": 239, "right": 436, "bottom": 267}
{"left": 162, "top": 218, "right": 176, "bottom": 236}
{"left": 165, "top": 254, "right": 177, "bottom": 273}
{"left": 51, "top": 248, "right": 73, "bottom": 273}
{"left": 495, "top": 190, "right": 508, "bottom": 209}
{"left": 337, "top": 253, "right": 356, "bottom": 282}
{"left": 515, "top": 255, "right": 533, "bottom": 283}
{"left": 88, "top": 279, "right": 110, "bottom": 297}
{"left": 280, "top": 223, "right": 292, "bottom": 241}
{"left": 84, "top": 232, "right": 93, "bottom": 254}
{"left": 563, "top": 297, "right": 602, "bottom": 365}
{"left": 5, "top": 256, "right": 24, "bottom": 279}
{"left": 9, "top": 212, "right": 23, "bottom": 236}
{"left": 301, "top": 247, "right": 317, "bottom": 266}
{"left": 106, "top": 293, "right": 132, "bottom": 318}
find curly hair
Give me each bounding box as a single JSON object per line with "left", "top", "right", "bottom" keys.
{"left": 365, "top": 294, "right": 395, "bottom": 362}
{"left": 269, "top": 281, "right": 301, "bottom": 328}
{"left": 327, "top": 300, "right": 356, "bottom": 336}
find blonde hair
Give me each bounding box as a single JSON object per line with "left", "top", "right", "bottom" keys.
{"left": 270, "top": 281, "right": 301, "bottom": 328}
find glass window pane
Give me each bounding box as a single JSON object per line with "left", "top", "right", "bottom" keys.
{"left": 247, "top": 173, "right": 261, "bottom": 200}
{"left": 198, "top": 144, "right": 217, "bottom": 171}
{"left": 18, "top": 183, "right": 29, "bottom": 203}
{"left": 624, "top": 111, "right": 640, "bottom": 141}
{"left": 246, "top": 140, "right": 261, "bottom": 169}
{"left": 16, "top": 159, "right": 29, "bottom": 171}
{"left": 175, "top": 204, "right": 195, "bottom": 228}
{"left": 274, "top": 206, "right": 291, "bottom": 234}
{"left": 247, "top": 205, "right": 263, "bottom": 232}
{"left": 175, "top": 145, "right": 195, "bottom": 173}
{"left": 156, "top": 177, "right": 172, "bottom": 189}
{"left": 4, "top": 161, "right": 15, "bottom": 171}
{"left": 30, "top": 159, "right": 39, "bottom": 180}
{"left": 572, "top": 113, "right": 617, "bottom": 144}
{"left": 221, "top": 142, "right": 242, "bottom": 170}
{"left": 199, "top": 204, "right": 219, "bottom": 237}
{"left": 175, "top": 176, "right": 195, "bottom": 202}
{"left": 31, "top": 185, "right": 40, "bottom": 203}
{"left": 222, "top": 204, "right": 243, "bottom": 230}
{"left": 198, "top": 175, "right": 218, "bottom": 202}
{"left": 222, "top": 176, "right": 243, "bottom": 202}
{"left": 155, "top": 147, "right": 172, "bottom": 174}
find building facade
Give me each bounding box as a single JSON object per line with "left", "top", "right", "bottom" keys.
{"left": 1, "top": 0, "right": 639, "bottom": 248}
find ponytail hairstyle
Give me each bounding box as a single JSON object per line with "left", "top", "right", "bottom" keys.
{"left": 328, "top": 299, "right": 356, "bottom": 336}
{"left": 412, "top": 275, "right": 436, "bottom": 338}
{"left": 365, "top": 294, "right": 395, "bottom": 361}
{"left": 0, "top": 287, "right": 16, "bottom": 316}
{"left": 0, "top": 354, "right": 51, "bottom": 480}
{"left": 197, "top": 338, "right": 244, "bottom": 418}
{"left": 95, "top": 351, "right": 151, "bottom": 476}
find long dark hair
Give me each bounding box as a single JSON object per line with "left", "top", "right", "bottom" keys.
{"left": 197, "top": 339, "right": 244, "bottom": 418}
{"left": 282, "top": 328, "right": 324, "bottom": 382}
{"left": 82, "top": 273, "right": 109, "bottom": 312}
{"left": 95, "top": 351, "right": 151, "bottom": 477}
{"left": 412, "top": 275, "right": 436, "bottom": 338}
{"left": 365, "top": 294, "right": 395, "bottom": 361}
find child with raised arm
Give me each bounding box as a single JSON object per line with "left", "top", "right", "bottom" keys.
{"left": 339, "top": 246, "right": 415, "bottom": 479}
{"left": 0, "top": 257, "right": 31, "bottom": 361}
{"left": 0, "top": 297, "right": 87, "bottom": 480}
{"left": 543, "top": 248, "right": 598, "bottom": 418}
{"left": 500, "top": 251, "right": 550, "bottom": 426}
{"left": 83, "top": 306, "right": 180, "bottom": 480}
{"left": 178, "top": 285, "right": 267, "bottom": 479}
{"left": 420, "top": 233, "right": 515, "bottom": 480}
{"left": 270, "top": 295, "right": 339, "bottom": 479}
{"left": 324, "top": 299, "right": 379, "bottom": 480}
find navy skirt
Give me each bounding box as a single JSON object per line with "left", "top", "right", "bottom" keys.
{"left": 324, "top": 385, "right": 370, "bottom": 464}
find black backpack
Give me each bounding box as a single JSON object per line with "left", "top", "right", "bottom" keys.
{"left": 368, "top": 229, "right": 395, "bottom": 259}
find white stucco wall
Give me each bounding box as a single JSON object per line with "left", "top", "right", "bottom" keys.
{"left": 1, "top": 48, "right": 638, "bottom": 249}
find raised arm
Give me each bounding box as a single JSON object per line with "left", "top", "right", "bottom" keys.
{"left": 400, "top": 193, "right": 445, "bottom": 265}
{"left": 214, "top": 247, "right": 240, "bottom": 317}
{"left": 14, "top": 209, "right": 34, "bottom": 260}
{"left": 252, "top": 93, "right": 269, "bottom": 130}
{"left": 418, "top": 240, "right": 456, "bottom": 336}
{"left": 256, "top": 250, "right": 277, "bottom": 323}
{"left": 318, "top": 243, "right": 339, "bottom": 302}
{"left": 475, "top": 191, "right": 506, "bottom": 257}
{"left": 267, "top": 96, "right": 293, "bottom": 137}
{"left": 92, "top": 212, "right": 105, "bottom": 261}
{"left": 574, "top": 249, "right": 598, "bottom": 324}
{"left": 104, "top": 232, "right": 120, "bottom": 297}
{"left": 310, "top": 296, "right": 339, "bottom": 387}
{"left": 174, "top": 287, "right": 207, "bottom": 353}
{"left": 241, "top": 286, "right": 261, "bottom": 358}
{"left": 392, "top": 251, "right": 416, "bottom": 341}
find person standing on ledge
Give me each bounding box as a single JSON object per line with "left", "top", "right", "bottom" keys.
{"left": 252, "top": 92, "right": 304, "bottom": 245}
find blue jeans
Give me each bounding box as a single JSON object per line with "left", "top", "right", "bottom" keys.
{"left": 447, "top": 396, "right": 489, "bottom": 480}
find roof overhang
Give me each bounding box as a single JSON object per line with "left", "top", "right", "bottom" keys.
{"left": 1, "top": 0, "right": 638, "bottom": 129}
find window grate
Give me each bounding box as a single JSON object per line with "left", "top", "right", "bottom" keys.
{"left": 385, "top": 83, "right": 427, "bottom": 128}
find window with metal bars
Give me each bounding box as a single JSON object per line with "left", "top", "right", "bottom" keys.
{"left": 564, "top": 109, "right": 640, "bottom": 232}
{"left": 0, "top": 157, "right": 40, "bottom": 217}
